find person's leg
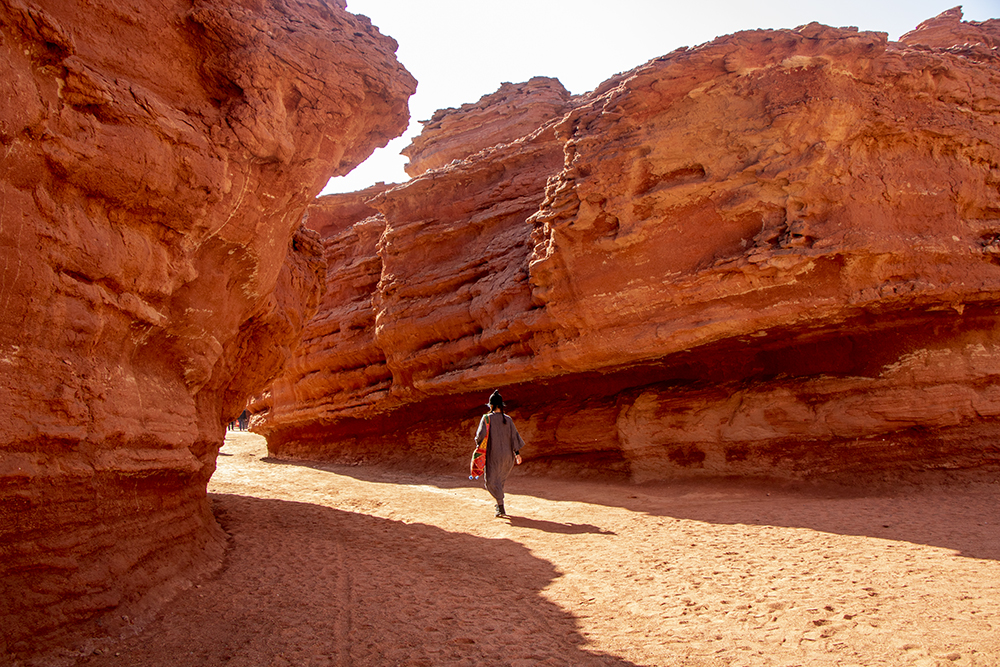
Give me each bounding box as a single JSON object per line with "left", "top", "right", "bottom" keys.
{"left": 485, "top": 478, "right": 505, "bottom": 516}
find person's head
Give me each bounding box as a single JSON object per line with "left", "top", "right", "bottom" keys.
{"left": 487, "top": 390, "right": 507, "bottom": 424}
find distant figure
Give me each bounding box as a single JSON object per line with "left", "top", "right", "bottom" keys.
{"left": 474, "top": 390, "right": 525, "bottom": 518}
{"left": 238, "top": 409, "right": 249, "bottom": 431}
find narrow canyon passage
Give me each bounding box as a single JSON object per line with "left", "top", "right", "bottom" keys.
{"left": 63, "top": 433, "right": 1000, "bottom": 667}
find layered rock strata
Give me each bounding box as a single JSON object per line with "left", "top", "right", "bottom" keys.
{"left": 400, "top": 76, "right": 573, "bottom": 177}
{"left": 257, "top": 10, "right": 1000, "bottom": 484}
{"left": 0, "top": 0, "right": 414, "bottom": 652}
{"left": 252, "top": 184, "right": 393, "bottom": 433}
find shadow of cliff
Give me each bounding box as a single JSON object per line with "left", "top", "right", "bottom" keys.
{"left": 265, "top": 457, "right": 1000, "bottom": 563}
{"left": 520, "top": 474, "right": 1000, "bottom": 563}
{"left": 68, "top": 493, "right": 636, "bottom": 667}
{"left": 259, "top": 455, "right": 475, "bottom": 488}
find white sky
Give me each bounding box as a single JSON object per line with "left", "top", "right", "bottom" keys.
{"left": 324, "top": 0, "right": 999, "bottom": 194}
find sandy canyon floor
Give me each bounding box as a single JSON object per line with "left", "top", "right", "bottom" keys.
{"left": 57, "top": 431, "right": 1000, "bottom": 666}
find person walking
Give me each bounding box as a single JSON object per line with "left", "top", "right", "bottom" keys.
{"left": 475, "top": 390, "right": 525, "bottom": 517}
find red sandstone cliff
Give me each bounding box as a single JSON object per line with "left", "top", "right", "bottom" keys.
{"left": 252, "top": 184, "right": 394, "bottom": 433}
{"left": 256, "top": 8, "right": 1000, "bottom": 484}
{"left": 0, "top": 0, "right": 414, "bottom": 653}
{"left": 400, "top": 76, "right": 573, "bottom": 176}
{"left": 900, "top": 6, "right": 1000, "bottom": 48}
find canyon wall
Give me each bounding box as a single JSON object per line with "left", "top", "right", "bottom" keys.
{"left": 0, "top": 0, "right": 414, "bottom": 653}
{"left": 400, "top": 76, "right": 573, "bottom": 176}
{"left": 256, "top": 9, "right": 1000, "bottom": 485}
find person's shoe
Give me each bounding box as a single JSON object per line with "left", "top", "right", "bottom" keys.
{"left": 495, "top": 504, "right": 506, "bottom": 517}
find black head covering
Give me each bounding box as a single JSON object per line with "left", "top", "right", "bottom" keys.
{"left": 487, "top": 390, "right": 504, "bottom": 410}
{"left": 487, "top": 390, "right": 507, "bottom": 423}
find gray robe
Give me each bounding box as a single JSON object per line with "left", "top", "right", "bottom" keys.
{"left": 475, "top": 411, "right": 526, "bottom": 507}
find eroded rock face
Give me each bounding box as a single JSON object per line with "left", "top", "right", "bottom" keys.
{"left": 401, "top": 76, "right": 573, "bottom": 177}
{"left": 0, "top": 0, "right": 414, "bottom": 651}
{"left": 252, "top": 185, "right": 393, "bottom": 440}
{"left": 257, "top": 9, "right": 1000, "bottom": 484}
{"left": 899, "top": 5, "right": 1000, "bottom": 49}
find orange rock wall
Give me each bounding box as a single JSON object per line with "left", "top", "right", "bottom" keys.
{"left": 258, "top": 11, "right": 1000, "bottom": 483}
{"left": 401, "top": 76, "right": 573, "bottom": 176}
{"left": 253, "top": 185, "right": 392, "bottom": 435}
{"left": 0, "top": 0, "right": 414, "bottom": 652}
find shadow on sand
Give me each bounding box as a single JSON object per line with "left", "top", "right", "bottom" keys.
{"left": 72, "top": 493, "right": 637, "bottom": 667}
{"left": 503, "top": 515, "right": 616, "bottom": 535}
{"left": 264, "top": 456, "right": 1000, "bottom": 563}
